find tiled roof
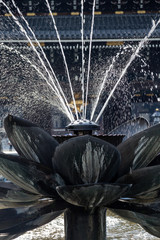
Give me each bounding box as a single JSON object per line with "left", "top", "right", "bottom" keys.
{"left": 0, "top": 13, "right": 160, "bottom": 40}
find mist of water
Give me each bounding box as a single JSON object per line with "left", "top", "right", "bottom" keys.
{"left": 2, "top": 0, "right": 74, "bottom": 122}
{"left": 90, "top": 50, "right": 121, "bottom": 121}
{"left": 1, "top": 44, "right": 53, "bottom": 91}
{"left": 12, "top": 0, "right": 75, "bottom": 122}
{"left": 0, "top": 43, "right": 68, "bottom": 115}
{"left": 95, "top": 19, "right": 160, "bottom": 123}
{"left": 2, "top": 1, "right": 160, "bottom": 125}
{"left": 44, "top": 0, "right": 79, "bottom": 120}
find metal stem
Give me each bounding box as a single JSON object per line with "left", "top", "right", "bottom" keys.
{"left": 64, "top": 207, "right": 107, "bottom": 240}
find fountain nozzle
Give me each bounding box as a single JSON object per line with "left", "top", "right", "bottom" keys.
{"left": 65, "top": 119, "right": 100, "bottom": 136}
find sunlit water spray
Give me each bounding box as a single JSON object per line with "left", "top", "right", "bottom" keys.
{"left": 81, "top": 0, "right": 85, "bottom": 118}
{"left": 90, "top": 50, "right": 122, "bottom": 121}
{"left": 0, "top": 43, "right": 68, "bottom": 115}
{"left": 2, "top": 1, "right": 160, "bottom": 125}
{"left": 1, "top": 44, "right": 53, "bottom": 90}
{"left": 95, "top": 18, "right": 160, "bottom": 123}
{"left": 44, "top": 0, "right": 79, "bottom": 120}
{"left": 11, "top": 0, "right": 74, "bottom": 122}
{"left": 84, "top": 0, "right": 96, "bottom": 118}
{"left": 3, "top": 0, "right": 74, "bottom": 122}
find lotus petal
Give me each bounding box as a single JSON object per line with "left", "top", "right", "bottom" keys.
{"left": 0, "top": 153, "right": 64, "bottom": 197}
{"left": 113, "top": 210, "right": 160, "bottom": 238}
{"left": 0, "top": 201, "right": 38, "bottom": 210}
{"left": 53, "top": 135, "right": 121, "bottom": 185}
{"left": 0, "top": 182, "right": 39, "bottom": 202}
{"left": 117, "top": 165, "right": 160, "bottom": 203}
{"left": 0, "top": 200, "right": 66, "bottom": 239}
{"left": 56, "top": 183, "right": 130, "bottom": 208}
{"left": 110, "top": 201, "right": 160, "bottom": 238}
{"left": 0, "top": 210, "right": 59, "bottom": 240}
{"left": 110, "top": 200, "right": 160, "bottom": 215}
{"left": 109, "top": 117, "right": 149, "bottom": 141}
{"left": 0, "top": 182, "right": 40, "bottom": 209}
{"left": 117, "top": 123, "right": 160, "bottom": 177}
{"left": 4, "top": 115, "right": 58, "bottom": 169}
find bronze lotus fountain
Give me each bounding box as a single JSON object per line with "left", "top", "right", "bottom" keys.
{"left": 0, "top": 114, "right": 160, "bottom": 239}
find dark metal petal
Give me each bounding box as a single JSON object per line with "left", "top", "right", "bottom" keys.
{"left": 116, "top": 208, "right": 160, "bottom": 236}
{"left": 4, "top": 115, "right": 59, "bottom": 169}
{"left": 0, "top": 153, "right": 63, "bottom": 197}
{"left": 0, "top": 201, "right": 39, "bottom": 210}
{"left": 0, "top": 182, "right": 41, "bottom": 209}
{"left": 110, "top": 201, "right": 160, "bottom": 238}
{"left": 0, "top": 200, "right": 66, "bottom": 239}
{"left": 117, "top": 165, "right": 160, "bottom": 203}
{"left": 56, "top": 183, "right": 130, "bottom": 208}
{"left": 0, "top": 182, "right": 39, "bottom": 202}
{"left": 113, "top": 208, "right": 160, "bottom": 238}
{"left": 108, "top": 117, "right": 149, "bottom": 141}
{"left": 0, "top": 211, "right": 59, "bottom": 240}
{"left": 117, "top": 123, "right": 160, "bottom": 177}
{"left": 110, "top": 200, "right": 160, "bottom": 215}
{"left": 53, "top": 135, "right": 121, "bottom": 185}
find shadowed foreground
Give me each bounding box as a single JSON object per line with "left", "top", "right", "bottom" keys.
{"left": 0, "top": 115, "right": 160, "bottom": 239}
